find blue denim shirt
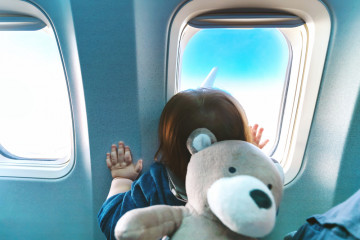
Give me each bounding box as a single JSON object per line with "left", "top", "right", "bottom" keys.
{"left": 291, "top": 189, "right": 360, "bottom": 240}
{"left": 98, "top": 162, "right": 186, "bottom": 240}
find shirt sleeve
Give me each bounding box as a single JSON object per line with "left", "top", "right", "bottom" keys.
{"left": 97, "top": 162, "right": 185, "bottom": 240}
{"left": 290, "top": 189, "right": 360, "bottom": 240}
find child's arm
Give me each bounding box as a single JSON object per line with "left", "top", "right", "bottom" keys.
{"left": 115, "top": 205, "right": 188, "bottom": 240}
{"left": 106, "top": 141, "right": 143, "bottom": 199}
{"left": 250, "top": 124, "right": 269, "bottom": 149}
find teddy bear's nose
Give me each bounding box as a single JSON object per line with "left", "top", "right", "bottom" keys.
{"left": 250, "top": 189, "right": 272, "bottom": 209}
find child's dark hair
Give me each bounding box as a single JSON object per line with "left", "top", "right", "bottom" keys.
{"left": 155, "top": 88, "right": 252, "bottom": 182}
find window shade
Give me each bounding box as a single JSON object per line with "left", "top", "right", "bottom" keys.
{"left": 0, "top": 15, "right": 46, "bottom": 31}
{"left": 189, "top": 13, "right": 304, "bottom": 28}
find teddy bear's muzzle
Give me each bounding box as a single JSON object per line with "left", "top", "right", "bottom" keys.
{"left": 207, "top": 175, "right": 277, "bottom": 238}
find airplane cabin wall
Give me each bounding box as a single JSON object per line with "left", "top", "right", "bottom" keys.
{"left": 0, "top": 0, "right": 359, "bottom": 239}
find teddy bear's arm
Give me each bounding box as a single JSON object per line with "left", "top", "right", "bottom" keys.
{"left": 114, "top": 205, "right": 189, "bottom": 240}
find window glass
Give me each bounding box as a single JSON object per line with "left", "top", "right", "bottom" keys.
{"left": 179, "top": 28, "right": 289, "bottom": 153}
{"left": 0, "top": 27, "right": 72, "bottom": 160}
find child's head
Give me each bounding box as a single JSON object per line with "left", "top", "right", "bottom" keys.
{"left": 155, "top": 88, "right": 252, "bottom": 182}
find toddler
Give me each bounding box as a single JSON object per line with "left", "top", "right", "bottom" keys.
{"left": 98, "top": 88, "right": 268, "bottom": 240}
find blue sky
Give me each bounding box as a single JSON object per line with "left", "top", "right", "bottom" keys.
{"left": 180, "top": 28, "right": 289, "bottom": 153}
{"left": 181, "top": 28, "right": 288, "bottom": 86}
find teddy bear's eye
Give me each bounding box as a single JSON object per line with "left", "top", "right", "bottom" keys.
{"left": 267, "top": 184, "right": 273, "bottom": 190}
{"left": 228, "top": 167, "right": 236, "bottom": 173}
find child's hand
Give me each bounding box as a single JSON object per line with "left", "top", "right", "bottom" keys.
{"left": 250, "top": 124, "right": 269, "bottom": 149}
{"left": 106, "top": 141, "right": 143, "bottom": 181}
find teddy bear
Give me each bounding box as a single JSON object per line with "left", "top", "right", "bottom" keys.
{"left": 114, "top": 128, "right": 284, "bottom": 240}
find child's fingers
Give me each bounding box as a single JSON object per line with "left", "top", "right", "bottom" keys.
{"left": 259, "top": 139, "right": 269, "bottom": 149}
{"left": 124, "top": 146, "right": 132, "bottom": 164}
{"left": 256, "top": 128, "right": 264, "bottom": 141}
{"left": 135, "top": 159, "right": 143, "bottom": 173}
{"left": 106, "top": 153, "right": 111, "bottom": 168}
{"left": 110, "top": 144, "right": 117, "bottom": 165}
{"left": 250, "top": 124, "right": 269, "bottom": 148}
{"left": 118, "top": 141, "right": 125, "bottom": 164}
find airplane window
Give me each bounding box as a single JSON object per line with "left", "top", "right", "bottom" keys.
{"left": 168, "top": 5, "right": 330, "bottom": 184}
{"left": 171, "top": 12, "right": 310, "bottom": 175}
{"left": 0, "top": 25, "right": 72, "bottom": 166}
{"left": 179, "top": 28, "right": 289, "bottom": 154}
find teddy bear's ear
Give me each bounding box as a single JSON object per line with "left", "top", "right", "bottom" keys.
{"left": 186, "top": 128, "right": 217, "bottom": 155}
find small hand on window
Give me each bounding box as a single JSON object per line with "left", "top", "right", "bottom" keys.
{"left": 106, "top": 141, "right": 143, "bottom": 181}
{"left": 250, "top": 124, "right": 269, "bottom": 149}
